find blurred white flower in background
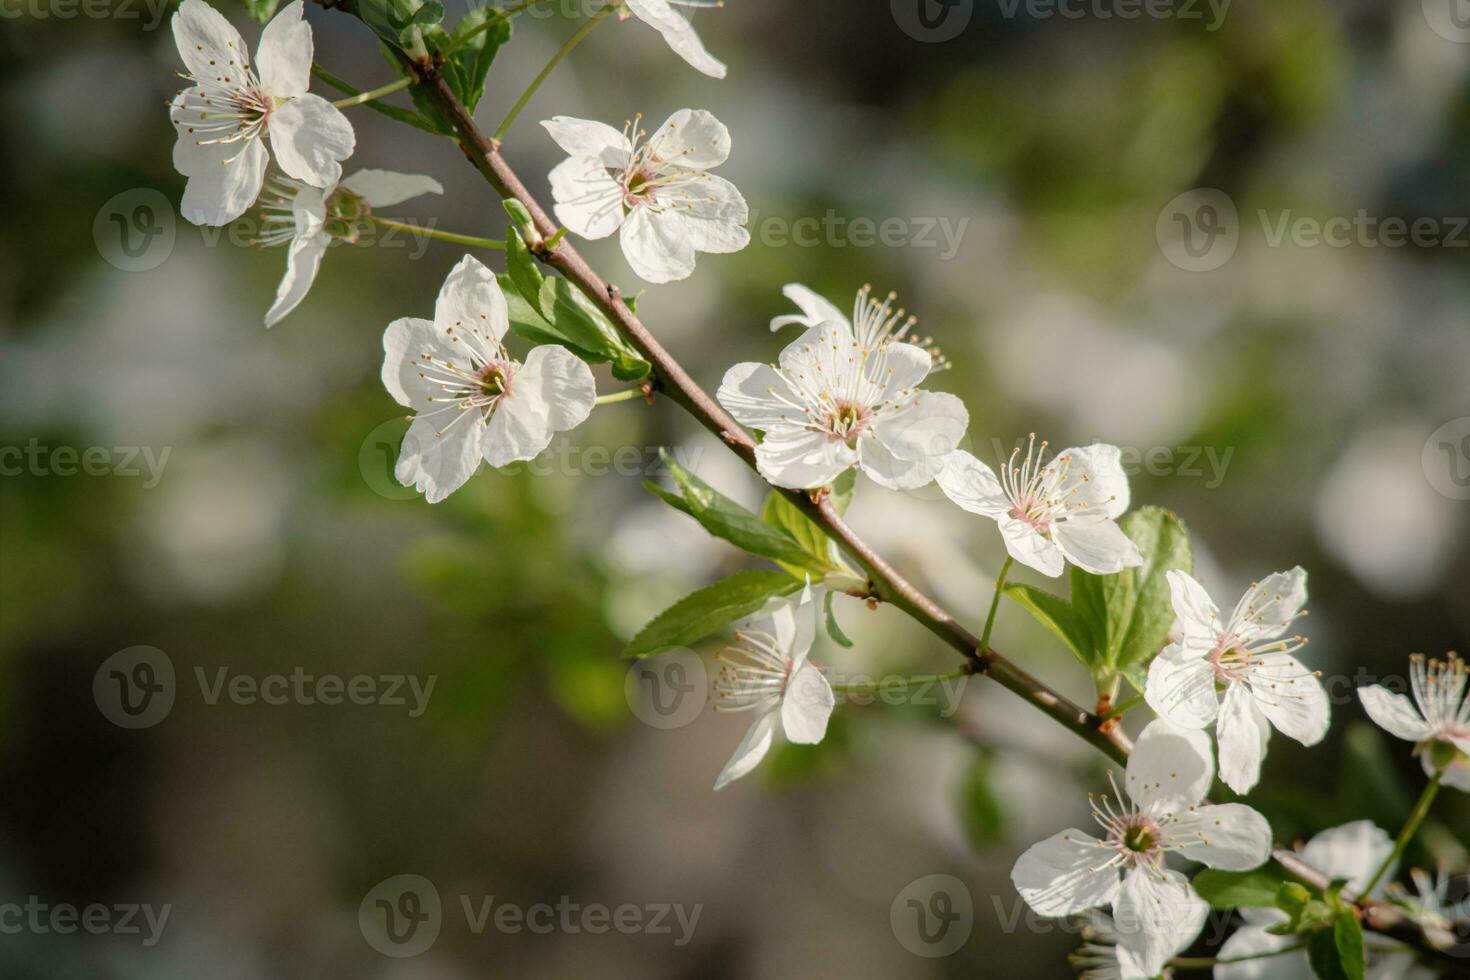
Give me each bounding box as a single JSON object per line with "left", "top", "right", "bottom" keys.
{"left": 616, "top": 0, "right": 726, "bottom": 79}
{"left": 1313, "top": 424, "right": 1462, "bottom": 599}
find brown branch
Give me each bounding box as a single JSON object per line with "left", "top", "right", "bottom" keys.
{"left": 336, "top": 19, "right": 1460, "bottom": 968}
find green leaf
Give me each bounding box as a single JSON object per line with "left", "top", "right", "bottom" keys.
{"left": 1192, "top": 866, "right": 1289, "bottom": 908}
{"left": 1308, "top": 925, "right": 1350, "bottom": 980}
{"left": 242, "top": 0, "right": 280, "bottom": 24}
{"left": 1070, "top": 506, "right": 1192, "bottom": 671}
{"left": 759, "top": 489, "right": 863, "bottom": 584}
{"left": 1003, "top": 583, "right": 1095, "bottom": 668}
{"left": 445, "top": 8, "right": 511, "bottom": 113}
{"left": 502, "top": 198, "right": 535, "bottom": 230}
{"left": 643, "top": 451, "right": 821, "bottom": 571}
{"left": 1333, "top": 911, "right": 1366, "bottom": 980}
{"left": 823, "top": 591, "right": 853, "bottom": 648}
{"left": 540, "top": 278, "right": 650, "bottom": 380}
{"left": 622, "top": 571, "right": 801, "bottom": 659}
{"left": 504, "top": 227, "right": 548, "bottom": 320}
{"left": 497, "top": 275, "right": 600, "bottom": 362}
{"left": 828, "top": 468, "right": 857, "bottom": 516}
{"left": 959, "top": 751, "right": 1007, "bottom": 844}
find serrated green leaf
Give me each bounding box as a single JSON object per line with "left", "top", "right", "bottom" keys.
{"left": 1003, "top": 583, "right": 1094, "bottom": 667}
{"left": 1192, "top": 866, "right": 1289, "bottom": 908}
{"left": 504, "top": 227, "right": 547, "bottom": 320}
{"left": 643, "top": 452, "right": 821, "bottom": 571}
{"left": 1070, "top": 506, "right": 1192, "bottom": 671}
{"left": 1333, "top": 910, "right": 1365, "bottom": 980}
{"left": 445, "top": 8, "right": 511, "bottom": 112}
{"left": 622, "top": 571, "right": 802, "bottom": 659}
{"left": 823, "top": 590, "right": 853, "bottom": 647}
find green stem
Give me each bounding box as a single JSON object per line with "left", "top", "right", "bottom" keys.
{"left": 1170, "top": 942, "right": 1308, "bottom": 969}
{"left": 312, "top": 64, "right": 441, "bottom": 134}
{"left": 978, "top": 557, "right": 1013, "bottom": 653}
{"left": 444, "top": 0, "right": 544, "bottom": 54}
{"left": 594, "top": 388, "right": 644, "bottom": 406}
{"left": 331, "top": 74, "right": 415, "bottom": 108}
{"left": 829, "top": 668, "right": 970, "bottom": 696}
{"left": 493, "top": 4, "right": 614, "bottom": 142}
{"left": 369, "top": 216, "right": 505, "bottom": 250}
{"left": 1360, "top": 770, "right": 1443, "bottom": 899}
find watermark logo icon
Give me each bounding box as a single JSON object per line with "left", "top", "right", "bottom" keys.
{"left": 1423, "top": 417, "right": 1470, "bottom": 500}
{"left": 358, "top": 418, "right": 421, "bottom": 501}
{"left": 892, "top": 0, "right": 973, "bottom": 41}
{"left": 1156, "top": 188, "right": 1238, "bottom": 271}
{"left": 93, "top": 188, "right": 175, "bottom": 273}
{"left": 624, "top": 648, "right": 707, "bottom": 730}
{"left": 360, "top": 875, "right": 442, "bottom": 958}
{"left": 890, "top": 873, "right": 973, "bottom": 957}
{"left": 93, "top": 646, "right": 175, "bottom": 729}
{"left": 1423, "top": 0, "right": 1470, "bottom": 42}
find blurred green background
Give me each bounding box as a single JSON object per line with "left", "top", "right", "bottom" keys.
{"left": 1, "top": 0, "right": 1468, "bottom": 975}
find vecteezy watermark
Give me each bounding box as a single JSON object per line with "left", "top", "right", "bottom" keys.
{"left": 746, "top": 210, "right": 971, "bottom": 261}
{"left": 992, "top": 0, "right": 1228, "bottom": 28}
{"left": 1159, "top": 188, "right": 1470, "bottom": 271}
{"left": 0, "top": 897, "right": 171, "bottom": 947}
{"left": 0, "top": 0, "right": 170, "bottom": 30}
{"left": 892, "top": 0, "right": 975, "bottom": 42}
{"left": 92, "top": 188, "right": 175, "bottom": 273}
{"left": 191, "top": 215, "right": 440, "bottom": 260}
{"left": 891, "top": 874, "right": 973, "bottom": 957}
{"left": 988, "top": 894, "right": 1237, "bottom": 945}
{"left": 625, "top": 648, "right": 708, "bottom": 730}
{"left": 0, "top": 440, "right": 171, "bottom": 487}
{"left": 359, "top": 419, "right": 709, "bottom": 499}
{"left": 94, "top": 648, "right": 437, "bottom": 729}
{"left": 1422, "top": 416, "right": 1470, "bottom": 501}
{"left": 982, "top": 437, "right": 1235, "bottom": 488}
{"left": 1422, "top": 0, "right": 1470, "bottom": 43}
{"left": 358, "top": 875, "right": 703, "bottom": 958}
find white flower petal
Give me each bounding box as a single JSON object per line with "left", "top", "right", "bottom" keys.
{"left": 1217, "top": 681, "right": 1271, "bottom": 795}
{"left": 482, "top": 345, "right": 596, "bottom": 468}
{"left": 623, "top": 0, "right": 726, "bottom": 78}
{"left": 339, "top": 169, "right": 443, "bottom": 207}
{"left": 781, "top": 660, "right": 833, "bottom": 745}
{"left": 1214, "top": 925, "right": 1311, "bottom": 980}
{"left": 540, "top": 115, "right": 632, "bottom": 167}
{"left": 753, "top": 429, "right": 854, "bottom": 490}
{"left": 716, "top": 361, "right": 802, "bottom": 431}
{"left": 434, "top": 253, "right": 509, "bottom": 344}
{"left": 1010, "top": 829, "right": 1120, "bottom": 917}
{"left": 1357, "top": 685, "right": 1433, "bottom": 743}
{"left": 176, "top": 131, "right": 268, "bottom": 226}
{"left": 1055, "top": 443, "right": 1132, "bottom": 519}
{"left": 713, "top": 710, "right": 777, "bottom": 790}
{"left": 620, "top": 206, "right": 696, "bottom": 283}
{"left": 770, "top": 282, "right": 847, "bottom": 332}
{"left": 1144, "top": 645, "right": 1220, "bottom": 729}
{"left": 1300, "top": 820, "right": 1395, "bottom": 898}
{"left": 1112, "top": 868, "right": 1207, "bottom": 979}
{"left": 172, "top": 0, "right": 249, "bottom": 86}
{"left": 647, "top": 107, "right": 732, "bottom": 169}
{"left": 255, "top": 0, "right": 310, "bottom": 97}
{"left": 669, "top": 176, "right": 749, "bottom": 254}
{"left": 998, "top": 515, "right": 1066, "bottom": 577}
{"left": 1230, "top": 566, "right": 1308, "bottom": 642}
{"left": 936, "top": 450, "right": 1012, "bottom": 518}
{"left": 1167, "top": 570, "right": 1222, "bottom": 647}
{"left": 1125, "top": 719, "right": 1214, "bottom": 812}
{"left": 1249, "top": 652, "right": 1330, "bottom": 746}
{"left": 871, "top": 391, "right": 967, "bottom": 461}
{"left": 868, "top": 341, "right": 932, "bottom": 400}
{"left": 548, "top": 155, "right": 626, "bottom": 240}
{"left": 1053, "top": 518, "right": 1143, "bottom": 575}
{"left": 263, "top": 228, "right": 327, "bottom": 326}
{"left": 394, "top": 412, "right": 482, "bottom": 504}
{"left": 267, "top": 93, "right": 355, "bottom": 188}
{"left": 382, "top": 316, "right": 455, "bottom": 409}
{"left": 1173, "top": 803, "right": 1273, "bottom": 871}
{"left": 858, "top": 432, "right": 942, "bottom": 491}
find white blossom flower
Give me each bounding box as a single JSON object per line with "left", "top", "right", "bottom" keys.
{"left": 712, "top": 585, "right": 833, "bottom": 790}
{"left": 543, "top": 109, "right": 749, "bottom": 283}
{"left": 170, "top": 0, "right": 355, "bottom": 226}
{"left": 381, "top": 255, "right": 596, "bottom": 503}
{"left": 936, "top": 436, "right": 1143, "bottom": 577}
{"left": 1215, "top": 821, "right": 1436, "bottom": 980}
{"left": 617, "top": 0, "right": 726, "bottom": 79}
{"left": 1388, "top": 867, "right": 1470, "bottom": 952}
{"left": 716, "top": 289, "right": 967, "bottom": 491}
{"left": 1144, "top": 567, "right": 1330, "bottom": 795}
{"left": 1011, "top": 720, "right": 1271, "bottom": 978}
{"left": 1069, "top": 909, "right": 1197, "bottom": 980}
{"left": 257, "top": 169, "right": 442, "bottom": 327}
{"left": 1359, "top": 653, "right": 1470, "bottom": 792}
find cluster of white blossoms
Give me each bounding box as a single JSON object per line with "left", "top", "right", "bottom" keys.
{"left": 165, "top": 3, "right": 1468, "bottom": 974}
